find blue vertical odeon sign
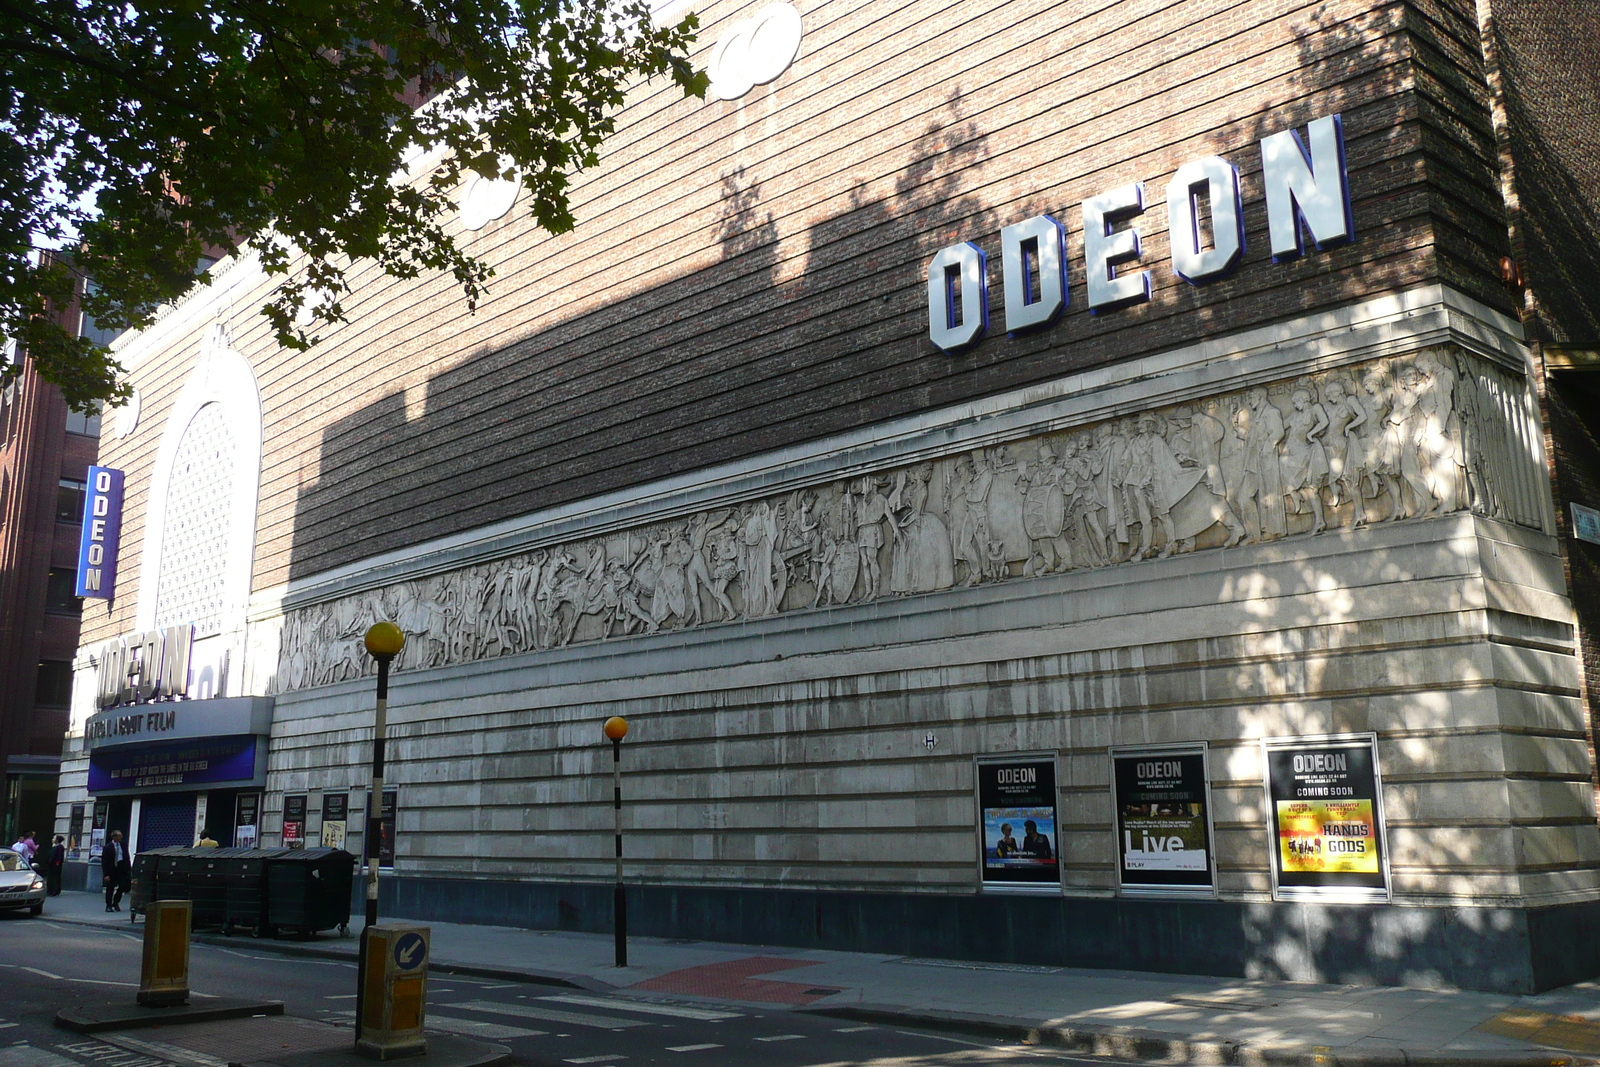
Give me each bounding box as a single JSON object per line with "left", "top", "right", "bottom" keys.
{"left": 76, "top": 466, "right": 124, "bottom": 599}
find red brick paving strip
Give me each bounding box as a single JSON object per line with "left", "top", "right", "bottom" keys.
{"left": 629, "top": 956, "right": 838, "bottom": 1005}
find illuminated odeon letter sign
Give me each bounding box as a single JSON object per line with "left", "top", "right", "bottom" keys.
{"left": 75, "top": 466, "right": 124, "bottom": 599}
{"left": 926, "top": 114, "right": 1355, "bottom": 353}
{"left": 96, "top": 624, "right": 193, "bottom": 710}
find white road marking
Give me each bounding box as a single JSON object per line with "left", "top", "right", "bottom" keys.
{"left": 96, "top": 1033, "right": 226, "bottom": 1067}
{"left": 540, "top": 995, "right": 740, "bottom": 1021}
{"left": 834, "top": 1025, "right": 873, "bottom": 1032}
{"left": 753, "top": 1035, "right": 806, "bottom": 1042}
{"left": 0, "top": 965, "right": 134, "bottom": 988}
{"left": 423, "top": 1016, "right": 546, "bottom": 1041}
{"left": 323, "top": 995, "right": 358, "bottom": 1000}
{"left": 451, "top": 1000, "right": 644, "bottom": 1030}
{"left": 209, "top": 949, "right": 343, "bottom": 967}
{"left": 664, "top": 1045, "right": 722, "bottom": 1053}
{"left": 478, "top": 984, "right": 517, "bottom": 989}
{"left": 562, "top": 1057, "right": 625, "bottom": 1064}
{"left": 0, "top": 1026, "right": 16, "bottom": 1032}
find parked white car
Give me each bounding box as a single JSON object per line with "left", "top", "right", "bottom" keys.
{"left": 0, "top": 848, "right": 45, "bottom": 916}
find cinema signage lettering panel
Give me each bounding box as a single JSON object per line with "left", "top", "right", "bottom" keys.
{"left": 95, "top": 624, "right": 194, "bottom": 709}
{"left": 86, "top": 735, "right": 260, "bottom": 794}
{"left": 927, "top": 113, "right": 1356, "bottom": 352}
{"left": 75, "top": 466, "right": 124, "bottom": 599}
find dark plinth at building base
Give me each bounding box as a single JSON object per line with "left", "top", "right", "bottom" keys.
{"left": 56, "top": 998, "right": 285, "bottom": 1033}
{"left": 377, "top": 876, "right": 1600, "bottom": 995}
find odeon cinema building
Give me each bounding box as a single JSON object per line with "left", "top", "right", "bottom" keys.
{"left": 58, "top": 0, "right": 1600, "bottom": 992}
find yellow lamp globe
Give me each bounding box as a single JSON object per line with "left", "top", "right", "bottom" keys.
{"left": 603, "top": 716, "right": 629, "bottom": 741}
{"left": 364, "top": 621, "right": 406, "bottom": 657}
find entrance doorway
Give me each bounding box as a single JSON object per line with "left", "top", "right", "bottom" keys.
{"left": 138, "top": 794, "right": 197, "bottom": 850}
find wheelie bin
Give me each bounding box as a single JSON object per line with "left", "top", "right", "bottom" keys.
{"left": 219, "top": 847, "right": 292, "bottom": 936}
{"left": 265, "top": 848, "right": 355, "bottom": 936}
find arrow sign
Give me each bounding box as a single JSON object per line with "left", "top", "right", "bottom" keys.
{"left": 393, "top": 932, "right": 426, "bottom": 971}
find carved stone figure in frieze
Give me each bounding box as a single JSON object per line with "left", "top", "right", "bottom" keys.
{"left": 888, "top": 463, "right": 955, "bottom": 594}
{"left": 1186, "top": 399, "right": 1248, "bottom": 547}
{"left": 1021, "top": 442, "right": 1069, "bottom": 575}
{"left": 1282, "top": 387, "right": 1331, "bottom": 535}
{"left": 948, "top": 455, "right": 985, "bottom": 585}
{"left": 708, "top": 510, "right": 743, "bottom": 619}
{"left": 1450, "top": 354, "right": 1491, "bottom": 516}
{"left": 1384, "top": 364, "right": 1438, "bottom": 520}
{"left": 982, "top": 445, "right": 1031, "bottom": 567}
{"left": 1092, "top": 421, "right": 1130, "bottom": 562}
{"left": 738, "top": 501, "right": 783, "bottom": 618}
{"left": 852, "top": 476, "right": 890, "bottom": 600}
{"left": 1320, "top": 377, "right": 1368, "bottom": 528}
{"left": 1242, "top": 387, "right": 1287, "bottom": 540}
{"left": 1415, "top": 351, "right": 1463, "bottom": 515}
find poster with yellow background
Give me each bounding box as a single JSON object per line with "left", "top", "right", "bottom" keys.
{"left": 1276, "top": 798, "right": 1379, "bottom": 874}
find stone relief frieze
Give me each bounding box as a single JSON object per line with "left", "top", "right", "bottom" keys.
{"left": 268, "top": 347, "right": 1548, "bottom": 693}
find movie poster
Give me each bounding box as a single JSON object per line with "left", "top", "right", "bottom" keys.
{"left": 283, "top": 794, "right": 307, "bottom": 848}
{"left": 320, "top": 792, "right": 348, "bottom": 851}
{"left": 976, "top": 757, "right": 1060, "bottom": 889}
{"left": 1112, "top": 748, "right": 1215, "bottom": 894}
{"left": 1264, "top": 734, "right": 1389, "bottom": 901}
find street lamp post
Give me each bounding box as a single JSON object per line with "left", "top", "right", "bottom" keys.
{"left": 356, "top": 621, "right": 405, "bottom": 1042}
{"left": 603, "top": 716, "right": 629, "bottom": 968}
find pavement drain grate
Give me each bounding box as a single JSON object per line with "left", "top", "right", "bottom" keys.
{"left": 1168, "top": 995, "right": 1280, "bottom": 1012}
{"left": 888, "top": 958, "right": 1062, "bottom": 975}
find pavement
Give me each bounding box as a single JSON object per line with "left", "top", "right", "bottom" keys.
{"left": 34, "top": 889, "right": 1600, "bottom": 1065}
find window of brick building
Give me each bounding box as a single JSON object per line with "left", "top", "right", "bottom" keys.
{"left": 35, "top": 661, "right": 72, "bottom": 707}
{"left": 45, "top": 568, "right": 81, "bottom": 614}
{"left": 64, "top": 402, "right": 102, "bottom": 437}
{"left": 56, "top": 478, "right": 86, "bottom": 523}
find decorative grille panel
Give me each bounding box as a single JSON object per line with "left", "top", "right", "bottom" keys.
{"left": 155, "top": 402, "right": 236, "bottom": 636}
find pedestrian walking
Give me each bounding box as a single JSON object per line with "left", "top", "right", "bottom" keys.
{"left": 45, "top": 835, "right": 65, "bottom": 895}
{"left": 102, "top": 830, "right": 130, "bottom": 912}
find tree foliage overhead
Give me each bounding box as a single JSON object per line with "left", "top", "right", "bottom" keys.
{"left": 1, "top": 0, "right": 706, "bottom": 410}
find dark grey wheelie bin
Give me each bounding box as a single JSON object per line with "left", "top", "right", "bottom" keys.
{"left": 184, "top": 849, "right": 229, "bottom": 928}
{"left": 129, "top": 847, "right": 185, "bottom": 917}
{"left": 220, "top": 847, "right": 292, "bottom": 936}
{"left": 266, "top": 849, "right": 355, "bottom": 936}
{"left": 128, "top": 844, "right": 199, "bottom": 921}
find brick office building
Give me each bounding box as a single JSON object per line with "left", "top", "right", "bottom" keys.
{"left": 59, "top": 0, "right": 1600, "bottom": 990}
{"left": 0, "top": 277, "right": 107, "bottom": 848}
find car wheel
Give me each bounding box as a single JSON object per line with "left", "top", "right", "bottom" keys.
{"left": 29, "top": 903, "right": 42, "bottom": 916}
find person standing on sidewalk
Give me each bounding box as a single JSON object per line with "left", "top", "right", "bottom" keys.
{"left": 45, "top": 835, "right": 65, "bottom": 895}
{"left": 102, "top": 830, "right": 130, "bottom": 911}
{"left": 10, "top": 831, "right": 36, "bottom": 865}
